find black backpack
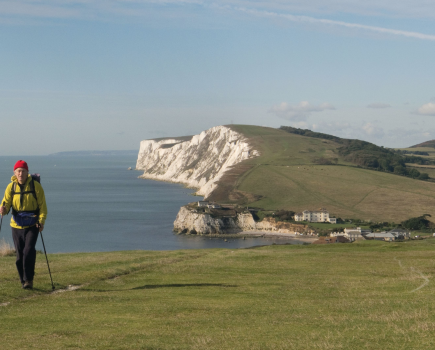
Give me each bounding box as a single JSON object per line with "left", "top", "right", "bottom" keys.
{"left": 10, "top": 173, "right": 41, "bottom": 215}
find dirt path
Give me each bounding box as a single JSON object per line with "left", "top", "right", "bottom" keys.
{"left": 395, "top": 257, "right": 430, "bottom": 292}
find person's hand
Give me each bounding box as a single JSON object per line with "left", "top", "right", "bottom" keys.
{"left": 36, "top": 223, "right": 44, "bottom": 232}
{"left": 0, "top": 206, "right": 6, "bottom": 216}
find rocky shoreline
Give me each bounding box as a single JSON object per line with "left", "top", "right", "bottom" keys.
{"left": 173, "top": 204, "right": 312, "bottom": 236}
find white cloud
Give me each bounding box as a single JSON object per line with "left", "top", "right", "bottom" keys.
{"left": 367, "top": 103, "right": 391, "bottom": 109}
{"left": 387, "top": 128, "right": 435, "bottom": 146}
{"left": 415, "top": 103, "right": 435, "bottom": 116}
{"left": 2, "top": 1, "right": 435, "bottom": 41}
{"left": 291, "top": 121, "right": 310, "bottom": 129}
{"left": 228, "top": 0, "right": 435, "bottom": 19}
{"left": 269, "top": 101, "right": 335, "bottom": 121}
{"left": 362, "top": 122, "right": 384, "bottom": 137}
{"left": 312, "top": 121, "right": 351, "bottom": 132}
{"left": 236, "top": 7, "right": 435, "bottom": 41}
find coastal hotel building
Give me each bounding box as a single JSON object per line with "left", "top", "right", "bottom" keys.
{"left": 295, "top": 209, "right": 337, "bottom": 224}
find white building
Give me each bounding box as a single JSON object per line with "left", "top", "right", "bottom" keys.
{"left": 295, "top": 209, "right": 336, "bottom": 223}
{"left": 330, "top": 227, "right": 371, "bottom": 242}
{"left": 365, "top": 232, "right": 396, "bottom": 241}
{"left": 344, "top": 227, "right": 367, "bottom": 241}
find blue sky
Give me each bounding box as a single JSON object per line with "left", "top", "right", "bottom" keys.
{"left": 0, "top": 0, "right": 434, "bottom": 155}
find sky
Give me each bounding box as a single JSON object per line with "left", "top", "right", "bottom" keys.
{"left": 0, "top": 0, "right": 434, "bottom": 155}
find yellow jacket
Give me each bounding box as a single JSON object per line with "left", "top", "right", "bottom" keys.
{"left": 1, "top": 175, "right": 47, "bottom": 229}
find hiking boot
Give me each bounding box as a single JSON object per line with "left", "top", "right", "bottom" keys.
{"left": 23, "top": 281, "right": 33, "bottom": 289}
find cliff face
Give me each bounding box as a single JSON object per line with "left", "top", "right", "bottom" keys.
{"left": 173, "top": 206, "right": 308, "bottom": 235}
{"left": 136, "top": 126, "right": 259, "bottom": 198}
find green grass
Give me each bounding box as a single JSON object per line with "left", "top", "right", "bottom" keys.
{"left": 399, "top": 147, "right": 435, "bottom": 161}
{"left": 229, "top": 125, "right": 347, "bottom": 167}
{"left": 221, "top": 125, "right": 435, "bottom": 222}
{"left": 238, "top": 164, "right": 435, "bottom": 222}
{"left": 304, "top": 222, "right": 370, "bottom": 230}
{"left": 2, "top": 242, "right": 435, "bottom": 349}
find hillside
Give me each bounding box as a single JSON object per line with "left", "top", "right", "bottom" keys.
{"left": 205, "top": 125, "right": 435, "bottom": 222}
{"left": 411, "top": 140, "right": 435, "bottom": 148}
{"left": 135, "top": 125, "right": 435, "bottom": 223}
{"left": 397, "top": 145, "right": 435, "bottom": 180}
{"left": 280, "top": 126, "right": 434, "bottom": 178}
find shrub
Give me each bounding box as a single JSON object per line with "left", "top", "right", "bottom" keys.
{"left": 0, "top": 239, "right": 15, "bottom": 257}
{"left": 253, "top": 211, "right": 268, "bottom": 222}
{"left": 273, "top": 210, "right": 295, "bottom": 221}
{"left": 401, "top": 215, "right": 433, "bottom": 230}
{"left": 418, "top": 173, "right": 429, "bottom": 180}
{"left": 408, "top": 168, "right": 421, "bottom": 179}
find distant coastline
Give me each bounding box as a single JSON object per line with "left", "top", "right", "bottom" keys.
{"left": 49, "top": 150, "right": 138, "bottom": 157}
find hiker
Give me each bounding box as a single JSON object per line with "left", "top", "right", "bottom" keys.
{"left": 0, "top": 160, "right": 47, "bottom": 289}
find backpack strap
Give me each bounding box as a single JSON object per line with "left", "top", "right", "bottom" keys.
{"left": 10, "top": 179, "right": 39, "bottom": 214}
{"left": 11, "top": 182, "right": 16, "bottom": 196}
{"left": 29, "top": 179, "right": 38, "bottom": 202}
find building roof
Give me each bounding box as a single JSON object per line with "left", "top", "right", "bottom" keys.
{"left": 365, "top": 232, "right": 395, "bottom": 238}
{"left": 302, "top": 209, "right": 329, "bottom": 214}
{"left": 388, "top": 228, "right": 410, "bottom": 234}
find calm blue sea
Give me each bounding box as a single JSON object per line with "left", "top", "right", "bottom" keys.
{"left": 0, "top": 155, "right": 304, "bottom": 253}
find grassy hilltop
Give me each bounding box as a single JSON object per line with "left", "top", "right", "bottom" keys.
{"left": 207, "top": 125, "right": 435, "bottom": 223}
{"left": 2, "top": 241, "right": 435, "bottom": 349}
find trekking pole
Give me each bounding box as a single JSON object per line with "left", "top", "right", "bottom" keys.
{"left": 39, "top": 230, "right": 55, "bottom": 290}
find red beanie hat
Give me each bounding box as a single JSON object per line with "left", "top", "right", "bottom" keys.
{"left": 14, "top": 160, "right": 28, "bottom": 171}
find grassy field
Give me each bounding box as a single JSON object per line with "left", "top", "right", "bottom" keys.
{"left": 2, "top": 242, "right": 435, "bottom": 349}
{"left": 214, "top": 125, "right": 435, "bottom": 223}
{"left": 229, "top": 125, "right": 349, "bottom": 167}
{"left": 399, "top": 147, "right": 435, "bottom": 161}
{"left": 400, "top": 146, "right": 435, "bottom": 178}
{"left": 237, "top": 164, "right": 435, "bottom": 222}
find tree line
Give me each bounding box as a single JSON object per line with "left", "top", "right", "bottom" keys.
{"left": 280, "top": 126, "right": 432, "bottom": 180}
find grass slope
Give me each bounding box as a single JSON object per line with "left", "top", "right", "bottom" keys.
{"left": 411, "top": 140, "right": 435, "bottom": 148}
{"left": 400, "top": 147, "right": 435, "bottom": 179}
{"left": 214, "top": 125, "right": 435, "bottom": 222}
{"left": 2, "top": 242, "right": 435, "bottom": 349}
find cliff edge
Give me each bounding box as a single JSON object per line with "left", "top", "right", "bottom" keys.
{"left": 136, "top": 126, "right": 259, "bottom": 198}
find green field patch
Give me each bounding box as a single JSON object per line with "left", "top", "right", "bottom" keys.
{"left": 2, "top": 242, "right": 435, "bottom": 349}
{"left": 236, "top": 163, "right": 435, "bottom": 222}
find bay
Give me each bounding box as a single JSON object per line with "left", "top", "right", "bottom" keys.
{"left": 0, "top": 155, "right": 305, "bottom": 253}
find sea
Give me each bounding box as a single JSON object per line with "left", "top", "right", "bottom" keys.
{"left": 0, "top": 155, "right": 305, "bottom": 253}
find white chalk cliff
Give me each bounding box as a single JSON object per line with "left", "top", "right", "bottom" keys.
{"left": 136, "top": 126, "right": 260, "bottom": 198}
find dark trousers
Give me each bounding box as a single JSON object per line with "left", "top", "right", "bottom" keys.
{"left": 12, "top": 226, "right": 39, "bottom": 284}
